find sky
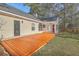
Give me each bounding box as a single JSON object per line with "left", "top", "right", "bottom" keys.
{"left": 6, "top": 3, "right": 31, "bottom": 13}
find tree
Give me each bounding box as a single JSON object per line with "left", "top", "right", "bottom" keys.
{"left": 56, "top": 4, "right": 75, "bottom": 32}
{"left": 25, "top": 3, "right": 79, "bottom": 32}
{"left": 25, "top": 3, "right": 47, "bottom": 17}
{"left": 25, "top": 3, "right": 58, "bottom": 18}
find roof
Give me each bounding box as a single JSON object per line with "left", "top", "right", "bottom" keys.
{"left": 0, "top": 3, "right": 57, "bottom": 23}
{"left": 39, "top": 16, "right": 58, "bottom": 21}
{"left": 0, "top": 3, "right": 38, "bottom": 20}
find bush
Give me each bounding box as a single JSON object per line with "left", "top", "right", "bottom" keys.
{"left": 58, "top": 32, "right": 79, "bottom": 40}
{"left": 66, "top": 28, "right": 79, "bottom": 34}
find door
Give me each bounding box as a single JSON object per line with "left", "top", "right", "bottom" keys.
{"left": 14, "top": 20, "right": 20, "bottom": 36}
{"left": 52, "top": 24, "right": 55, "bottom": 33}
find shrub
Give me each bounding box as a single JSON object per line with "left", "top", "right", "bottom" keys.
{"left": 58, "top": 32, "right": 79, "bottom": 40}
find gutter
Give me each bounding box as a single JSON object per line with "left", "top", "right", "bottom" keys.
{"left": 0, "top": 10, "right": 43, "bottom": 23}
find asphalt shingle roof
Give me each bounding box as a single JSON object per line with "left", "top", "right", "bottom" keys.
{"left": 0, "top": 3, "right": 38, "bottom": 20}
{"left": 39, "top": 16, "right": 57, "bottom": 21}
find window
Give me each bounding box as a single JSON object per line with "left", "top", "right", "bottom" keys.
{"left": 14, "top": 20, "right": 20, "bottom": 36}
{"left": 39, "top": 23, "right": 43, "bottom": 31}
{"left": 32, "top": 23, "right": 35, "bottom": 31}
{"left": 43, "top": 24, "right": 45, "bottom": 28}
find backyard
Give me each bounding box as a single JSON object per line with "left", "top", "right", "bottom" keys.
{"left": 33, "top": 32, "right": 79, "bottom": 56}
{"left": 0, "top": 3, "right": 79, "bottom": 56}
{"left": 0, "top": 32, "right": 79, "bottom": 56}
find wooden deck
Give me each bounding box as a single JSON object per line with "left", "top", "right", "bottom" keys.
{"left": 1, "top": 32, "right": 55, "bottom": 56}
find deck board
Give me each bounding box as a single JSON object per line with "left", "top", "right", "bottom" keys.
{"left": 1, "top": 32, "right": 55, "bottom": 56}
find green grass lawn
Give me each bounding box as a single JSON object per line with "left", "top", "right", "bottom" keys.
{"left": 33, "top": 36, "right": 79, "bottom": 56}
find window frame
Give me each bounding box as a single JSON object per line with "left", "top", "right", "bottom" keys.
{"left": 32, "top": 23, "right": 35, "bottom": 31}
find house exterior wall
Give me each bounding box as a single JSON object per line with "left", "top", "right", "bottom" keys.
{"left": 0, "top": 14, "right": 43, "bottom": 40}
{"left": 20, "top": 19, "right": 43, "bottom": 36}
{"left": 0, "top": 15, "right": 14, "bottom": 39}
{"left": 44, "top": 21, "right": 58, "bottom": 34}
{"left": 0, "top": 13, "right": 59, "bottom": 40}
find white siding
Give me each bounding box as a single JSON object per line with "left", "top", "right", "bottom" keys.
{"left": 20, "top": 20, "right": 43, "bottom": 36}
{"left": 0, "top": 14, "right": 44, "bottom": 40}
{"left": 0, "top": 14, "right": 59, "bottom": 40}
{"left": 0, "top": 15, "right": 14, "bottom": 39}
{"left": 44, "top": 21, "right": 58, "bottom": 33}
